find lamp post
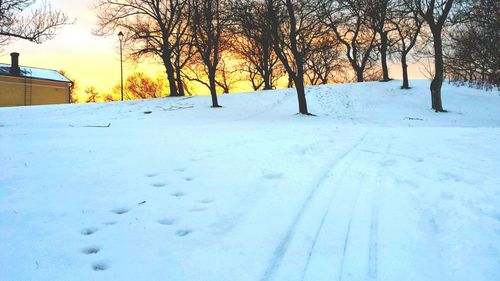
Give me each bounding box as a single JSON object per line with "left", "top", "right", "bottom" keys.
{"left": 118, "top": 31, "right": 124, "bottom": 101}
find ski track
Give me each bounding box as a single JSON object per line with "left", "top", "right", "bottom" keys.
{"left": 337, "top": 172, "right": 366, "bottom": 281}
{"left": 299, "top": 151, "right": 357, "bottom": 281}
{"left": 337, "top": 142, "right": 385, "bottom": 281}
{"left": 366, "top": 144, "right": 391, "bottom": 280}
{"left": 368, "top": 175, "right": 380, "bottom": 280}
{"left": 260, "top": 131, "right": 370, "bottom": 281}
{"left": 271, "top": 133, "right": 386, "bottom": 281}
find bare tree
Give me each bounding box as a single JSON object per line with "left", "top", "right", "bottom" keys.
{"left": 445, "top": 0, "right": 499, "bottom": 90}
{"left": 389, "top": 0, "right": 424, "bottom": 89}
{"left": 322, "top": 0, "right": 379, "bottom": 82}
{"left": 267, "top": 0, "right": 326, "bottom": 115}
{"left": 95, "top": 0, "right": 191, "bottom": 97}
{"left": 230, "top": 0, "right": 281, "bottom": 91}
{"left": 126, "top": 72, "right": 166, "bottom": 99}
{"left": 0, "top": 0, "right": 69, "bottom": 45}
{"left": 189, "top": 0, "right": 230, "bottom": 107}
{"left": 172, "top": 30, "right": 195, "bottom": 97}
{"left": 215, "top": 58, "right": 239, "bottom": 94}
{"left": 103, "top": 94, "right": 115, "bottom": 102}
{"left": 413, "top": 0, "right": 455, "bottom": 112}
{"left": 305, "top": 35, "right": 343, "bottom": 85}
{"left": 85, "top": 86, "right": 100, "bottom": 103}
{"left": 366, "top": 0, "right": 396, "bottom": 82}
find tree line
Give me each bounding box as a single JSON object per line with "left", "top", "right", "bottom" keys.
{"left": 94, "top": 0, "right": 498, "bottom": 113}
{"left": 1, "top": 1, "right": 498, "bottom": 113}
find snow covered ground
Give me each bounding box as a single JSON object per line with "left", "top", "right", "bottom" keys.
{"left": 1, "top": 80, "right": 499, "bottom": 281}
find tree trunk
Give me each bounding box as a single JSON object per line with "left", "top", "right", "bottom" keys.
{"left": 295, "top": 61, "right": 309, "bottom": 115}
{"left": 164, "top": 59, "right": 179, "bottom": 97}
{"left": 174, "top": 66, "right": 185, "bottom": 97}
{"left": 263, "top": 66, "right": 272, "bottom": 90}
{"left": 356, "top": 69, "right": 364, "bottom": 82}
{"left": 431, "top": 30, "right": 445, "bottom": 112}
{"left": 176, "top": 75, "right": 184, "bottom": 97}
{"left": 208, "top": 68, "right": 220, "bottom": 107}
{"left": 380, "top": 31, "right": 390, "bottom": 82}
{"left": 263, "top": 49, "right": 272, "bottom": 90}
{"left": 295, "top": 78, "right": 309, "bottom": 115}
{"left": 287, "top": 74, "right": 294, "bottom": 88}
{"left": 401, "top": 53, "right": 410, "bottom": 89}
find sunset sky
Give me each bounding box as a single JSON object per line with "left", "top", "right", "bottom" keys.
{"left": 0, "top": 0, "right": 163, "bottom": 95}
{"left": 0, "top": 0, "right": 426, "bottom": 98}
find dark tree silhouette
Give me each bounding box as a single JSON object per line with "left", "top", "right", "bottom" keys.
{"left": 230, "top": 0, "right": 281, "bottom": 91}
{"left": 95, "top": 0, "right": 192, "bottom": 97}
{"left": 366, "top": 0, "right": 394, "bottom": 82}
{"left": 390, "top": 0, "right": 424, "bottom": 89}
{"left": 414, "top": 0, "right": 455, "bottom": 112}
{"left": 305, "top": 36, "right": 343, "bottom": 85}
{"left": 322, "top": 0, "right": 379, "bottom": 82}
{"left": 267, "top": 0, "right": 326, "bottom": 115}
{"left": 189, "top": 0, "right": 230, "bottom": 107}
{"left": 0, "top": 0, "right": 69, "bottom": 45}
{"left": 445, "top": 0, "right": 499, "bottom": 89}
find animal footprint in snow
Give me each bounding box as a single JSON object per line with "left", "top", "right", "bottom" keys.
{"left": 152, "top": 182, "right": 167, "bottom": 187}
{"left": 158, "top": 218, "right": 176, "bottom": 226}
{"left": 184, "top": 177, "right": 194, "bottom": 182}
{"left": 262, "top": 170, "right": 283, "bottom": 180}
{"left": 146, "top": 173, "right": 159, "bottom": 178}
{"left": 198, "top": 199, "right": 214, "bottom": 204}
{"left": 103, "top": 221, "right": 117, "bottom": 226}
{"left": 191, "top": 206, "right": 208, "bottom": 212}
{"left": 111, "top": 207, "right": 130, "bottom": 215}
{"left": 171, "top": 191, "right": 186, "bottom": 198}
{"left": 81, "top": 227, "right": 99, "bottom": 236}
{"left": 82, "top": 246, "right": 101, "bottom": 255}
{"left": 91, "top": 261, "right": 109, "bottom": 271}
{"left": 176, "top": 229, "right": 192, "bottom": 237}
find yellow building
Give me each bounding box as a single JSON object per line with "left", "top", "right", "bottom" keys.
{"left": 0, "top": 53, "right": 71, "bottom": 107}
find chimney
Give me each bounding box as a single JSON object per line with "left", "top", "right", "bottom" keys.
{"left": 10, "top": 52, "right": 20, "bottom": 76}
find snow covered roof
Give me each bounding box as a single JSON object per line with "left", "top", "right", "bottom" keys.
{"left": 0, "top": 63, "right": 71, "bottom": 83}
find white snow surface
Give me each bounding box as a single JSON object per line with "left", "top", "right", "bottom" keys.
{"left": 1, "top": 80, "right": 499, "bottom": 281}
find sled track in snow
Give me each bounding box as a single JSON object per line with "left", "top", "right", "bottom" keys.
{"left": 260, "top": 131, "right": 370, "bottom": 281}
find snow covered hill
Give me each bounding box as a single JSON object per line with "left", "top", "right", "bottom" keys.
{"left": 1, "top": 80, "right": 499, "bottom": 281}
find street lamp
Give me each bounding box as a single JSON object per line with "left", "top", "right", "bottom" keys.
{"left": 118, "top": 31, "right": 124, "bottom": 101}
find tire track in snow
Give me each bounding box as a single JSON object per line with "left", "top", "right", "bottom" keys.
{"left": 367, "top": 145, "right": 390, "bottom": 280}
{"left": 297, "top": 138, "right": 385, "bottom": 281}
{"left": 260, "top": 132, "right": 369, "bottom": 281}
{"left": 368, "top": 183, "right": 380, "bottom": 280}
{"left": 337, "top": 143, "right": 386, "bottom": 281}
{"left": 337, "top": 172, "right": 367, "bottom": 281}
{"left": 298, "top": 164, "right": 353, "bottom": 281}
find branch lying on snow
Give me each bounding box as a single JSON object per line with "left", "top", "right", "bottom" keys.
{"left": 156, "top": 105, "right": 194, "bottom": 111}
{"left": 405, "top": 117, "right": 424, "bottom": 121}
{"left": 69, "top": 123, "right": 111, "bottom": 128}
